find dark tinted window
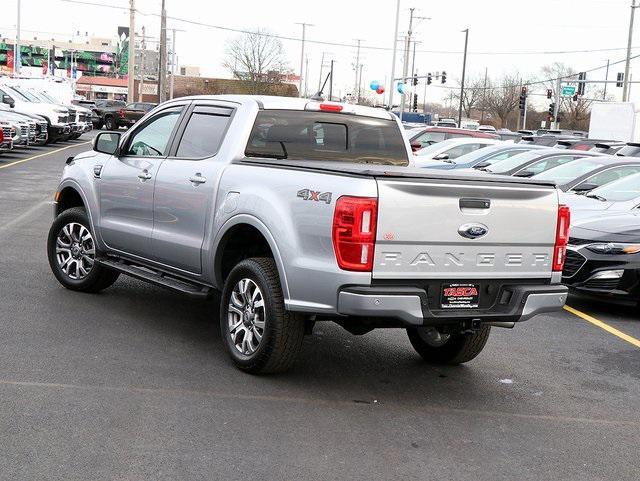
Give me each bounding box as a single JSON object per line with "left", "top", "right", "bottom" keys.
{"left": 245, "top": 110, "right": 408, "bottom": 166}
{"left": 176, "top": 106, "right": 232, "bottom": 158}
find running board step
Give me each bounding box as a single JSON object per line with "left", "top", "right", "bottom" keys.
{"left": 99, "top": 258, "right": 213, "bottom": 299}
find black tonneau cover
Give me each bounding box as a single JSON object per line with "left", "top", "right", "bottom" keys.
{"left": 240, "top": 158, "right": 559, "bottom": 188}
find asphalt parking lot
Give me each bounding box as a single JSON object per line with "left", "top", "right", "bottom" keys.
{"left": 1, "top": 134, "right": 639, "bottom": 481}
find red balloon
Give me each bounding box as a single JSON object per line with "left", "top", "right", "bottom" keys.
{"left": 376, "top": 86, "right": 385, "bottom": 94}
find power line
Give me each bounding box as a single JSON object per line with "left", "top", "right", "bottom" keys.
{"left": 58, "top": 0, "right": 640, "bottom": 57}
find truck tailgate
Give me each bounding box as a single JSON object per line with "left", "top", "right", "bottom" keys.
{"left": 373, "top": 178, "right": 558, "bottom": 279}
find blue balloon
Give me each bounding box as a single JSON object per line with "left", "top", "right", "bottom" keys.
{"left": 370, "top": 80, "right": 379, "bottom": 91}
{"left": 397, "top": 82, "right": 405, "bottom": 94}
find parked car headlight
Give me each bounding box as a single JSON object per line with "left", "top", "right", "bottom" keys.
{"left": 586, "top": 243, "right": 640, "bottom": 255}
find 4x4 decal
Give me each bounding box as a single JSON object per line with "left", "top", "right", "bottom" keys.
{"left": 297, "top": 189, "right": 332, "bottom": 204}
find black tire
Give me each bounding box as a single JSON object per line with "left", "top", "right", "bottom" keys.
{"left": 407, "top": 325, "right": 491, "bottom": 365}
{"left": 47, "top": 207, "right": 119, "bottom": 293}
{"left": 104, "top": 116, "right": 116, "bottom": 130}
{"left": 220, "top": 257, "right": 305, "bottom": 374}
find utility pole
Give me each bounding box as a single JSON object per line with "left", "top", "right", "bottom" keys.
{"left": 480, "top": 66, "right": 488, "bottom": 123}
{"left": 304, "top": 57, "right": 309, "bottom": 98}
{"left": 399, "top": 8, "right": 416, "bottom": 121}
{"left": 158, "top": 0, "right": 167, "bottom": 103}
{"left": 603, "top": 59, "right": 610, "bottom": 100}
{"left": 554, "top": 76, "right": 561, "bottom": 129}
{"left": 328, "top": 60, "right": 335, "bottom": 101}
{"left": 388, "top": 0, "right": 401, "bottom": 109}
{"left": 623, "top": 0, "right": 639, "bottom": 101}
{"left": 168, "top": 29, "right": 184, "bottom": 99}
{"left": 458, "top": 28, "right": 469, "bottom": 127}
{"left": 139, "top": 25, "right": 146, "bottom": 102}
{"left": 353, "top": 39, "right": 362, "bottom": 102}
{"left": 128, "top": 0, "right": 135, "bottom": 102}
{"left": 318, "top": 52, "right": 326, "bottom": 93}
{"left": 357, "top": 63, "right": 363, "bottom": 104}
{"left": 296, "top": 23, "right": 313, "bottom": 98}
{"left": 14, "top": 0, "right": 21, "bottom": 77}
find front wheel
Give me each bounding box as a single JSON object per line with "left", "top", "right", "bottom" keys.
{"left": 407, "top": 325, "right": 491, "bottom": 365}
{"left": 47, "top": 207, "right": 120, "bottom": 293}
{"left": 220, "top": 257, "right": 305, "bottom": 374}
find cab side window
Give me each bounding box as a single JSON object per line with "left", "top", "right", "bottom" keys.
{"left": 125, "top": 108, "right": 182, "bottom": 157}
{"left": 175, "top": 106, "right": 233, "bottom": 158}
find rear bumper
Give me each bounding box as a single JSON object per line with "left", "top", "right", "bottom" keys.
{"left": 337, "top": 284, "right": 568, "bottom": 326}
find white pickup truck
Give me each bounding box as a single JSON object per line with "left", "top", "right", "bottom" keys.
{"left": 48, "top": 95, "right": 569, "bottom": 373}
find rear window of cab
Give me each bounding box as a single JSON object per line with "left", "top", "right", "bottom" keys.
{"left": 245, "top": 110, "right": 409, "bottom": 166}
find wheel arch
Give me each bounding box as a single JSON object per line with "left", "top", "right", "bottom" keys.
{"left": 213, "top": 215, "right": 290, "bottom": 302}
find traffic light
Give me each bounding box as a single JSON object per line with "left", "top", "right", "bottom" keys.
{"left": 572, "top": 94, "right": 579, "bottom": 102}
{"left": 441, "top": 71, "right": 447, "bottom": 84}
{"left": 577, "top": 72, "right": 586, "bottom": 95}
{"left": 413, "top": 93, "right": 418, "bottom": 112}
{"left": 427, "top": 73, "right": 432, "bottom": 85}
{"left": 547, "top": 89, "right": 553, "bottom": 99}
{"left": 412, "top": 75, "right": 418, "bottom": 86}
{"left": 617, "top": 72, "right": 624, "bottom": 88}
{"left": 548, "top": 103, "right": 555, "bottom": 117}
{"left": 519, "top": 95, "right": 526, "bottom": 111}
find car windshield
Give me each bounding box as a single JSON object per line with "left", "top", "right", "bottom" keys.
{"left": 411, "top": 130, "right": 446, "bottom": 146}
{"left": 485, "top": 150, "right": 548, "bottom": 173}
{"left": 586, "top": 172, "right": 640, "bottom": 202}
{"left": 534, "top": 157, "right": 609, "bottom": 183}
{"left": 616, "top": 145, "right": 640, "bottom": 157}
{"left": 413, "top": 140, "right": 454, "bottom": 157}
{"left": 10, "top": 86, "right": 41, "bottom": 103}
{"left": 38, "top": 91, "right": 58, "bottom": 103}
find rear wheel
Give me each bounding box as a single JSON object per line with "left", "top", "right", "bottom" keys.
{"left": 220, "top": 257, "right": 305, "bottom": 374}
{"left": 104, "top": 116, "right": 116, "bottom": 130}
{"left": 47, "top": 207, "right": 120, "bottom": 293}
{"left": 407, "top": 325, "right": 491, "bottom": 365}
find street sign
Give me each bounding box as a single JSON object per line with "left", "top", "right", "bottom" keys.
{"left": 562, "top": 85, "right": 576, "bottom": 97}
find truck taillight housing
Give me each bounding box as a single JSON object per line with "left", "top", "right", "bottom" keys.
{"left": 118, "top": 109, "right": 125, "bottom": 118}
{"left": 332, "top": 196, "right": 378, "bottom": 272}
{"left": 552, "top": 204, "right": 570, "bottom": 271}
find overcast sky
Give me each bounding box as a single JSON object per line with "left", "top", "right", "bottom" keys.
{"left": 3, "top": 0, "right": 639, "bottom": 104}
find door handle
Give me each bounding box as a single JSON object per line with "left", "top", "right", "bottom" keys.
{"left": 189, "top": 174, "right": 207, "bottom": 185}
{"left": 137, "top": 170, "right": 152, "bottom": 180}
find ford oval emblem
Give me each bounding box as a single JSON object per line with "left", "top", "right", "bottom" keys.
{"left": 458, "top": 223, "right": 489, "bottom": 239}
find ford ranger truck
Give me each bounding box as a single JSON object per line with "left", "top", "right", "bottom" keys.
{"left": 47, "top": 96, "right": 569, "bottom": 374}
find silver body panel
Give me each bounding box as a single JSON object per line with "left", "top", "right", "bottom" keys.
{"left": 55, "top": 95, "right": 565, "bottom": 324}
{"left": 374, "top": 179, "right": 559, "bottom": 279}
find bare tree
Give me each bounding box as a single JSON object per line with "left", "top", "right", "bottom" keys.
{"left": 451, "top": 75, "right": 486, "bottom": 119}
{"left": 539, "top": 62, "right": 611, "bottom": 130}
{"left": 223, "top": 29, "right": 290, "bottom": 94}
{"left": 484, "top": 73, "right": 522, "bottom": 128}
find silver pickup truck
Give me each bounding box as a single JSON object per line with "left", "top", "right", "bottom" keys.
{"left": 47, "top": 95, "right": 569, "bottom": 373}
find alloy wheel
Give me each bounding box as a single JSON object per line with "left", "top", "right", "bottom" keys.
{"left": 55, "top": 222, "right": 95, "bottom": 280}
{"left": 227, "top": 278, "right": 266, "bottom": 355}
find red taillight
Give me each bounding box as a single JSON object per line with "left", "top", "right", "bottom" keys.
{"left": 320, "top": 103, "right": 343, "bottom": 112}
{"left": 332, "top": 196, "right": 378, "bottom": 272}
{"left": 553, "top": 204, "right": 571, "bottom": 271}
{"left": 118, "top": 109, "right": 125, "bottom": 118}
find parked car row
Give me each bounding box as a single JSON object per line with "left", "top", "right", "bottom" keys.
{"left": 0, "top": 81, "right": 92, "bottom": 153}
{"left": 414, "top": 136, "right": 640, "bottom": 306}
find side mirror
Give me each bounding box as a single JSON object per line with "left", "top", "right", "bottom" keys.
{"left": 572, "top": 182, "right": 598, "bottom": 193}
{"left": 93, "top": 131, "right": 122, "bottom": 155}
{"left": 2, "top": 94, "right": 14, "bottom": 108}
{"left": 514, "top": 170, "right": 535, "bottom": 178}
{"left": 433, "top": 153, "right": 449, "bottom": 160}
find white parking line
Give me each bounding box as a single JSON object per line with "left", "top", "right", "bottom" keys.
{"left": 0, "top": 141, "right": 91, "bottom": 170}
